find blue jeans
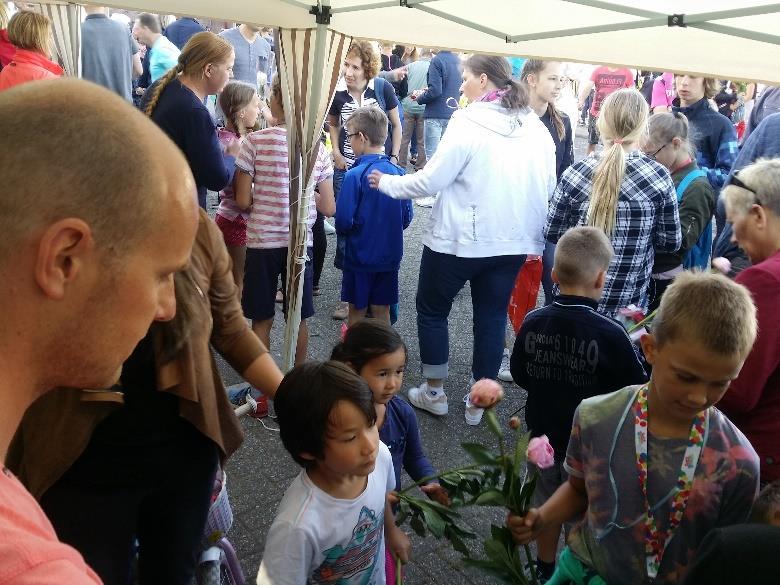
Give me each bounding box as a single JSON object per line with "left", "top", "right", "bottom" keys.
{"left": 424, "top": 118, "right": 449, "bottom": 160}
{"left": 541, "top": 241, "right": 557, "bottom": 306}
{"left": 416, "top": 246, "right": 526, "bottom": 381}
{"left": 333, "top": 167, "right": 347, "bottom": 199}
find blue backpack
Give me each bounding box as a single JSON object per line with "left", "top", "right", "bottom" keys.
{"left": 676, "top": 168, "right": 712, "bottom": 270}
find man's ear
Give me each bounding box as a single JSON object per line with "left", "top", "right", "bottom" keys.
{"left": 34, "top": 219, "right": 94, "bottom": 300}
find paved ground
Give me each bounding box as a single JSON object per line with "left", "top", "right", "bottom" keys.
{"left": 212, "top": 124, "right": 595, "bottom": 583}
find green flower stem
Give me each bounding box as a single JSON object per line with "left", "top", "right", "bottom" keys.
{"left": 627, "top": 308, "right": 657, "bottom": 333}
{"left": 525, "top": 544, "right": 539, "bottom": 585}
{"left": 397, "top": 463, "right": 486, "bottom": 495}
{"left": 396, "top": 557, "right": 402, "bottom": 585}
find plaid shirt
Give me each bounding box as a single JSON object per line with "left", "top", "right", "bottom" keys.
{"left": 545, "top": 152, "right": 681, "bottom": 316}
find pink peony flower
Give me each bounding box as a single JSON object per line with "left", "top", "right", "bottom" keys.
{"left": 469, "top": 379, "right": 504, "bottom": 408}
{"left": 527, "top": 435, "right": 555, "bottom": 469}
{"left": 712, "top": 257, "right": 732, "bottom": 275}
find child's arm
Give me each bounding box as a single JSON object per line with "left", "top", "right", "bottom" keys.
{"left": 315, "top": 176, "right": 336, "bottom": 217}
{"left": 506, "top": 475, "right": 588, "bottom": 544}
{"left": 334, "top": 172, "right": 360, "bottom": 234}
{"left": 256, "top": 522, "right": 314, "bottom": 585}
{"left": 401, "top": 409, "right": 450, "bottom": 506}
{"left": 384, "top": 500, "right": 411, "bottom": 564}
{"left": 234, "top": 138, "right": 255, "bottom": 210}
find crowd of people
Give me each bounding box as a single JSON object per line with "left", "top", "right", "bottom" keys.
{"left": 1, "top": 2, "right": 780, "bottom": 585}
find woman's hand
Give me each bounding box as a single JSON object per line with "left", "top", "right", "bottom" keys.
{"left": 333, "top": 152, "right": 347, "bottom": 171}
{"left": 225, "top": 137, "right": 241, "bottom": 158}
{"left": 506, "top": 509, "right": 545, "bottom": 545}
{"left": 421, "top": 483, "right": 451, "bottom": 507}
{"left": 368, "top": 170, "right": 384, "bottom": 190}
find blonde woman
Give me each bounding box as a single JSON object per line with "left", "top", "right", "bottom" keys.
{"left": 0, "top": 10, "right": 62, "bottom": 90}
{"left": 0, "top": 1, "right": 15, "bottom": 67}
{"left": 142, "top": 31, "right": 240, "bottom": 209}
{"left": 545, "top": 88, "right": 681, "bottom": 317}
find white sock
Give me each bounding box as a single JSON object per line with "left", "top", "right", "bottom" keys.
{"left": 426, "top": 382, "right": 444, "bottom": 397}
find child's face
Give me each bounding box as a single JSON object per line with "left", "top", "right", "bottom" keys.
{"left": 316, "top": 400, "right": 379, "bottom": 478}
{"left": 346, "top": 123, "right": 367, "bottom": 158}
{"left": 641, "top": 334, "right": 745, "bottom": 426}
{"left": 359, "top": 348, "right": 406, "bottom": 405}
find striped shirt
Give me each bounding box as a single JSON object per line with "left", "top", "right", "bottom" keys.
{"left": 236, "top": 126, "right": 333, "bottom": 249}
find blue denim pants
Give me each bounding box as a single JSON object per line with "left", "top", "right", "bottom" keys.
{"left": 424, "top": 118, "right": 450, "bottom": 160}
{"left": 541, "top": 241, "right": 557, "bottom": 306}
{"left": 416, "top": 246, "right": 526, "bottom": 381}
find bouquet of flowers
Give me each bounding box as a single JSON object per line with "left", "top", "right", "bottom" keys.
{"left": 393, "top": 380, "right": 555, "bottom": 584}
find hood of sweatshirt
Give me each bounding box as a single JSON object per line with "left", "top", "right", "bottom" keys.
{"left": 459, "top": 101, "right": 536, "bottom": 138}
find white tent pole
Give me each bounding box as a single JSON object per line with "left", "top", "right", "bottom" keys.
{"left": 561, "top": 0, "right": 660, "bottom": 19}
{"left": 690, "top": 22, "right": 780, "bottom": 46}
{"left": 686, "top": 4, "right": 780, "bottom": 21}
{"left": 278, "top": 0, "right": 313, "bottom": 10}
{"left": 331, "top": 0, "right": 445, "bottom": 12}
{"left": 509, "top": 17, "right": 665, "bottom": 42}
{"left": 414, "top": 4, "right": 510, "bottom": 41}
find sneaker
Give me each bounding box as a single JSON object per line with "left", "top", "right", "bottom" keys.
{"left": 407, "top": 383, "right": 448, "bottom": 416}
{"left": 323, "top": 220, "right": 336, "bottom": 235}
{"left": 497, "top": 348, "right": 513, "bottom": 382}
{"left": 332, "top": 301, "right": 349, "bottom": 320}
{"left": 463, "top": 392, "right": 484, "bottom": 426}
{"left": 415, "top": 196, "right": 436, "bottom": 208}
{"left": 228, "top": 386, "right": 269, "bottom": 419}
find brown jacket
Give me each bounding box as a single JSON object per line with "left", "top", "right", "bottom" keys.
{"left": 6, "top": 210, "right": 266, "bottom": 499}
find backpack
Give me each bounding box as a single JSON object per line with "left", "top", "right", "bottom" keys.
{"left": 373, "top": 76, "right": 402, "bottom": 154}
{"left": 676, "top": 168, "right": 712, "bottom": 270}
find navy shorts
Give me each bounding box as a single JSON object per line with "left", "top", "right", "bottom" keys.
{"left": 341, "top": 270, "right": 399, "bottom": 310}
{"left": 243, "top": 247, "right": 314, "bottom": 321}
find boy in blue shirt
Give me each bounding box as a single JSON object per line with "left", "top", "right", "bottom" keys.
{"left": 336, "top": 106, "right": 412, "bottom": 325}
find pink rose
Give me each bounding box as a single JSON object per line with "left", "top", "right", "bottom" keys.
{"left": 527, "top": 435, "right": 555, "bottom": 469}
{"left": 712, "top": 257, "right": 732, "bottom": 275}
{"left": 469, "top": 379, "right": 504, "bottom": 408}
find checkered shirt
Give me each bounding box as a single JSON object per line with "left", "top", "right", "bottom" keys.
{"left": 545, "top": 152, "right": 681, "bottom": 316}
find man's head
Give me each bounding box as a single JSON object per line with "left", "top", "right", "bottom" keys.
{"left": 0, "top": 79, "right": 198, "bottom": 393}
{"left": 724, "top": 159, "right": 780, "bottom": 265}
{"left": 640, "top": 272, "right": 757, "bottom": 426}
{"left": 346, "top": 106, "right": 388, "bottom": 157}
{"left": 84, "top": 6, "right": 107, "bottom": 16}
{"left": 132, "top": 12, "right": 161, "bottom": 46}
{"left": 274, "top": 361, "right": 378, "bottom": 476}
{"left": 552, "top": 226, "right": 613, "bottom": 300}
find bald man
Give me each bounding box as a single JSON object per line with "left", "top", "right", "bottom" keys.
{"left": 0, "top": 79, "right": 198, "bottom": 583}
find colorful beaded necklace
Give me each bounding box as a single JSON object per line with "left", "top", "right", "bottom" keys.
{"left": 634, "top": 385, "right": 707, "bottom": 580}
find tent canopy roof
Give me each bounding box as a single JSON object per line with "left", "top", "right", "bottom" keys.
{"left": 103, "top": 0, "right": 780, "bottom": 83}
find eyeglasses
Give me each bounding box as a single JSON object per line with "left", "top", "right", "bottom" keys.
{"left": 730, "top": 170, "right": 763, "bottom": 206}
{"left": 646, "top": 143, "right": 668, "bottom": 160}
{"left": 346, "top": 131, "right": 361, "bottom": 139}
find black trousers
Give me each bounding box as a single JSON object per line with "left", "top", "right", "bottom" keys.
{"left": 312, "top": 211, "right": 327, "bottom": 288}
{"left": 40, "top": 417, "right": 218, "bottom": 585}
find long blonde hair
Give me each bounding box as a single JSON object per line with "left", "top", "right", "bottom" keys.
{"left": 520, "top": 59, "right": 566, "bottom": 140}
{"left": 588, "top": 89, "right": 648, "bottom": 236}
{"left": 144, "top": 31, "right": 233, "bottom": 117}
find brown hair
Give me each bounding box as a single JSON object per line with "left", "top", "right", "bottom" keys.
{"left": 135, "top": 12, "right": 162, "bottom": 34}
{"left": 653, "top": 271, "right": 757, "bottom": 358}
{"left": 8, "top": 10, "right": 51, "bottom": 56}
{"left": 464, "top": 54, "right": 528, "bottom": 112}
{"left": 647, "top": 111, "right": 692, "bottom": 157}
{"left": 218, "top": 81, "right": 258, "bottom": 136}
{"left": 674, "top": 75, "right": 720, "bottom": 100}
{"left": 520, "top": 59, "right": 566, "bottom": 140}
{"left": 589, "top": 89, "right": 648, "bottom": 236}
{"left": 751, "top": 481, "right": 780, "bottom": 524}
{"left": 345, "top": 39, "right": 380, "bottom": 82}
{"left": 554, "top": 227, "right": 614, "bottom": 286}
{"left": 144, "top": 31, "right": 233, "bottom": 117}
{"left": 347, "top": 106, "right": 388, "bottom": 147}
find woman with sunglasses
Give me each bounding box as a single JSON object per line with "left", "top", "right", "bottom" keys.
{"left": 644, "top": 112, "right": 716, "bottom": 310}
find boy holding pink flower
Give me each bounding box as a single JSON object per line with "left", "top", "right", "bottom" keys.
{"left": 509, "top": 271, "right": 760, "bottom": 585}
{"left": 509, "top": 227, "right": 647, "bottom": 580}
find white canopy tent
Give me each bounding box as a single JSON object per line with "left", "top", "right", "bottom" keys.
{"left": 44, "top": 0, "right": 780, "bottom": 370}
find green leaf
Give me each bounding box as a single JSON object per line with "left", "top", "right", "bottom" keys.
{"left": 410, "top": 514, "right": 426, "bottom": 538}
{"left": 447, "top": 523, "right": 477, "bottom": 539}
{"left": 485, "top": 410, "right": 504, "bottom": 440}
{"left": 444, "top": 525, "right": 471, "bottom": 556}
{"left": 420, "top": 505, "right": 447, "bottom": 538}
{"left": 513, "top": 431, "right": 531, "bottom": 478}
{"left": 474, "top": 488, "right": 506, "bottom": 507}
{"left": 395, "top": 502, "right": 409, "bottom": 527}
{"left": 422, "top": 499, "right": 460, "bottom": 518}
{"left": 490, "top": 525, "right": 516, "bottom": 550}
{"left": 461, "top": 558, "right": 515, "bottom": 582}
{"left": 461, "top": 442, "right": 499, "bottom": 466}
{"left": 484, "top": 537, "right": 510, "bottom": 564}
{"left": 457, "top": 469, "right": 486, "bottom": 479}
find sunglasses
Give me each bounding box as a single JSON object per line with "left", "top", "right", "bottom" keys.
{"left": 730, "top": 171, "right": 757, "bottom": 196}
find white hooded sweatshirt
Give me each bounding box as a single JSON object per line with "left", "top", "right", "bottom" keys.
{"left": 378, "top": 101, "right": 556, "bottom": 258}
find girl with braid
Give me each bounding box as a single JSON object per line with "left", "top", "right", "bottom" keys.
{"left": 545, "top": 88, "right": 682, "bottom": 317}
{"left": 142, "top": 31, "right": 240, "bottom": 209}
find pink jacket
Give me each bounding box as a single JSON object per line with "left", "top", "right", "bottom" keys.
{"left": 0, "top": 48, "right": 63, "bottom": 91}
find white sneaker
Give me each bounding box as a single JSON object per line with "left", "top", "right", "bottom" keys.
{"left": 463, "top": 393, "right": 485, "bottom": 426}
{"left": 323, "top": 220, "right": 336, "bottom": 235}
{"left": 498, "top": 348, "right": 513, "bottom": 382}
{"left": 407, "top": 383, "right": 448, "bottom": 416}
{"left": 415, "top": 196, "right": 436, "bottom": 208}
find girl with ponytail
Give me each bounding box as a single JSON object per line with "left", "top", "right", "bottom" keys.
{"left": 142, "top": 31, "right": 239, "bottom": 209}
{"left": 520, "top": 59, "right": 575, "bottom": 307}
{"left": 367, "top": 54, "right": 557, "bottom": 426}
{"left": 545, "top": 88, "right": 682, "bottom": 317}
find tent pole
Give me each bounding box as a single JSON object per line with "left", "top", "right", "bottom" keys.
{"left": 690, "top": 22, "right": 780, "bottom": 46}
{"left": 509, "top": 17, "right": 665, "bottom": 42}
{"left": 560, "top": 0, "right": 661, "bottom": 19}
{"left": 413, "top": 3, "right": 511, "bottom": 41}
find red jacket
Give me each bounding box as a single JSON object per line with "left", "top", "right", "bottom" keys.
{"left": 0, "top": 29, "right": 15, "bottom": 67}
{"left": 0, "top": 48, "right": 63, "bottom": 91}
{"left": 718, "top": 250, "right": 780, "bottom": 482}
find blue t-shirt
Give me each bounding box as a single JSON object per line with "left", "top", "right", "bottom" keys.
{"left": 149, "top": 35, "right": 180, "bottom": 82}
{"left": 219, "top": 27, "right": 271, "bottom": 86}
